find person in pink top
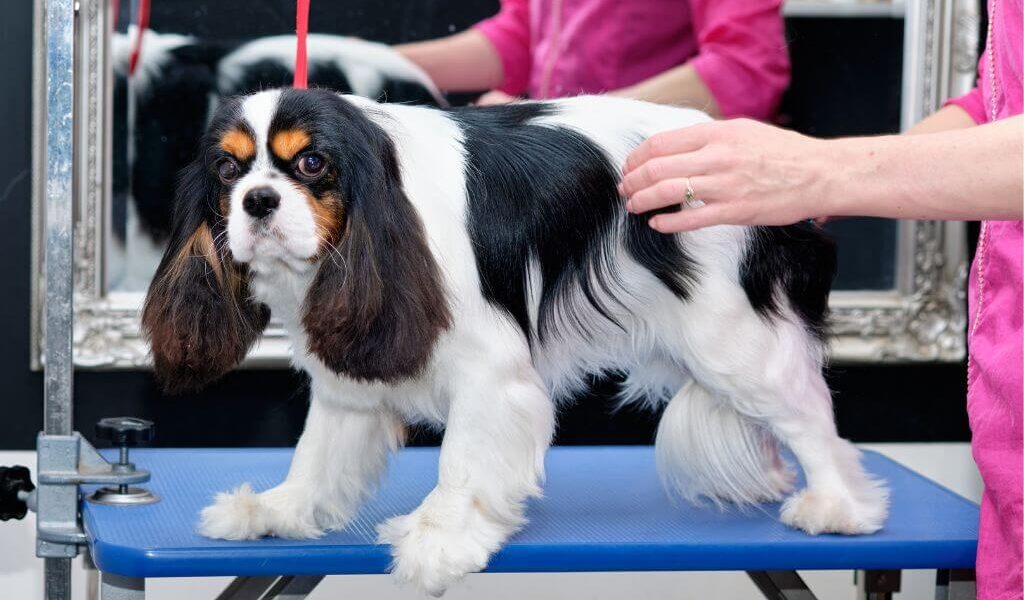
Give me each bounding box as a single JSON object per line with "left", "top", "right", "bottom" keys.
{"left": 620, "top": 1, "right": 1022, "bottom": 597}
{"left": 398, "top": 0, "right": 789, "bottom": 119}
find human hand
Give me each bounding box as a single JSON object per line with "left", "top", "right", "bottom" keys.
{"left": 475, "top": 90, "right": 519, "bottom": 106}
{"left": 619, "top": 119, "right": 835, "bottom": 233}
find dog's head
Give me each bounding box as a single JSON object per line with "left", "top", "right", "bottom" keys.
{"left": 143, "top": 88, "right": 450, "bottom": 393}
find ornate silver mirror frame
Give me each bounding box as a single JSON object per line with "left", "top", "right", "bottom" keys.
{"left": 30, "top": 0, "right": 979, "bottom": 369}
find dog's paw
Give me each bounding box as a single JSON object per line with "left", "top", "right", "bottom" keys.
{"left": 378, "top": 497, "right": 509, "bottom": 596}
{"left": 198, "top": 483, "right": 323, "bottom": 540}
{"left": 198, "top": 483, "right": 270, "bottom": 540}
{"left": 780, "top": 487, "right": 887, "bottom": 535}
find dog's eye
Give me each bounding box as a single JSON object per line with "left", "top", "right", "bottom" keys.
{"left": 216, "top": 158, "right": 240, "bottom": 183}
{"left": 296, "top": 153, "right": 326, "bottom": 178}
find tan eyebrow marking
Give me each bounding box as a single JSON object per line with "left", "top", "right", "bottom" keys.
{"left": 271, "top": 129, "right": 311, "bottom": 161}
{"left": 220, "top": 129, "right": 256, "bottom": 161}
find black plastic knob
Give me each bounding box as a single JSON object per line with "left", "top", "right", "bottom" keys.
{"left": 95, "top": 417, "right": 155, "bottom": 447}
{"left": 0, "top": 466, "right": 34, "bottom": 521}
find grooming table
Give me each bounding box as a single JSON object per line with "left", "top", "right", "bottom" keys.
{"left": 82, "top": 447, "right": 979, "bottom": 600}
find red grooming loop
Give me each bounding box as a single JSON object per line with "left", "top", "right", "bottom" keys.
{"left": 128, "top": 0, "right": 150, "bottom": 76}
{"left": 293, "top": 0, "right": 311, "bottom": 89}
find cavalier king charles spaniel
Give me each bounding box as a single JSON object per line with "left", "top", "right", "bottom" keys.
{"left": 143, "top": 88, "right": 888, "bottom": 595}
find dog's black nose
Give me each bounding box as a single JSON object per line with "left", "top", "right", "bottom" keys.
{"left": 242, "top": 187, "right": 280, "bottom": 219}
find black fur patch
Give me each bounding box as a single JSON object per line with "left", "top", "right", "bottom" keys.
{"left": 452, "top": 104, "right": 698, "bottom": 342}
{"left": 379, "top": 77, "right": 442, "bottom": 106}
{"left": 740, "top": 224, "right": 837, "bottom": 340}
{"left": 221, "top": 58, "right": 297, "bottom": 96}
{"left": 221, "top": 58, "right": 355, "bottom": 97}
{"left": 130, "top": 42, "right": 224, "bottom": 242}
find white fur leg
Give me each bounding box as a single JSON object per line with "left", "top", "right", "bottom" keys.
{"left": 766, "top": 365, "right": 889, "bottom": 535}
{"left": 663, "top": 277, "right": 888, "bottom": 535}
{"left": 378, "top": 488, "right": 517, "bottom": 596}
{"left": 198, "top": 397, "right": 403, "bottom": 541}
{"left": 778, "top": 437, "right": 889, "bottom": 535}
{"left": 380, "top": 347, "right": 554, "bottom": 595}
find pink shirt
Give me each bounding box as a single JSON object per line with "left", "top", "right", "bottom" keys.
{"left": 474, "top": 0, "right": 790, "bottom": 120}
{"left": 947, "top": 2, "right": 1022, "bottom": 598}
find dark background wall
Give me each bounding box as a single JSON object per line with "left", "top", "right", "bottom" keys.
{"left": 0, "top": 1, "right": 973, "bottom": 451}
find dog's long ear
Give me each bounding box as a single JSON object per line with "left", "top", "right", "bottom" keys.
{"left": 302, "top": 116, "right": 451, "bottom": 383}
{"left": 142, "top": 160, "right": 269, "bottom": 393}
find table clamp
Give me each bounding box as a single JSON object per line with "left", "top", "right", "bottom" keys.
{"left": 1, "top": 417, "right": 158, "bottom": 559}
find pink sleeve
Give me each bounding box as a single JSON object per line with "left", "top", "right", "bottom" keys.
{"left": 473, "top": 0, "right": 532, "bottom": 95}
{"left": 688, "top": 0, "right": 790, "bottom": 120}
{"left": 945, "top": 87, "right": 987, "bottom": 124}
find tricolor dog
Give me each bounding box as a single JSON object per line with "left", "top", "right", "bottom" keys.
{"left": 143, "top": 89, "right": 888, "bottom": 595}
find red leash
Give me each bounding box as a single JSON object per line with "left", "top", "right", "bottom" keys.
{"left": 293, "top": 0, "right": 311, "bottom": 89}
{"left": 127, "top": 0, "right": 150, "bottom": 76}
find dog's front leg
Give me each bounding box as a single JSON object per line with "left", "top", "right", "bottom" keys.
{"left": 378, "top": 368, "right": 555, "bottom": 595}
{"left": 199, "top": 395, "right": 403, "bottom": 540}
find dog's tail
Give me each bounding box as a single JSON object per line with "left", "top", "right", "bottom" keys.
{"left": 656, "top": 381, "right": 793, "bottom": 506}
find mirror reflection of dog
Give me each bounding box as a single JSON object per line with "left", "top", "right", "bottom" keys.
{"left": 142, "top": 88, "right": 888, "bottom": 596}
{"left": 110, "top": 29, "right": 444, "bottom": 289}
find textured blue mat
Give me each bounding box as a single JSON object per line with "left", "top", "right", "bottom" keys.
{"left": 82, "top": 447, "right": 978, "bottom": 578}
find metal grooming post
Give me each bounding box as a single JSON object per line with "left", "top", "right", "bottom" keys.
{"left": 40, "top": 0, "right": 77, "bottom": 597}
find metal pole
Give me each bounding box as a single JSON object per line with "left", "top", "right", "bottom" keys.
{"left": 41, "top": 0, "right": 76, "bottom": 597}
{"left": 43, "top": 0, "right": 76, "bottom": 437}
{"left": 44, "top": 558, "right": 73, "bottom": 600}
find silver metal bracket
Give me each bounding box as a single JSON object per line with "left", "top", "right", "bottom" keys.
{"left": 34, "top": 432, "right": 152, "bottom": 558}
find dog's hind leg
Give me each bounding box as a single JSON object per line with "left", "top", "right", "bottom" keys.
{"left": 659, "top": 279, "right": 888, "bottom": 535}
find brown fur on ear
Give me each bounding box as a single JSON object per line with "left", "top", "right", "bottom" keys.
{"left": 302, "top": 138, "right": 451, "bottom": 383}
{"left": 142, "top": 161, "right": 269, "bottom": 394}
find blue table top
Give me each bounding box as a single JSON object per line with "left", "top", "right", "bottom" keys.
{"left": 82, "top": 446, "right": 979, "bottom": 578}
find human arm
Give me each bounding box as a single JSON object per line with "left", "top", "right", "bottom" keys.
{"left": 907, "top": 103, "right": 980, "bottom": 135}
{"left": 619, "top": 116, "right": 1023, "bottom": 233}
{"left": 396, "top": 0, "right": 530, "bottom": 94}
{"left": 610, "top": 64, "right": 721, "bottom": 117}
{"left": 613, "top": 0, "right": 789, "bottom": 120}
{"left": 396, "top": 30, "right": 504, "bottom": 92}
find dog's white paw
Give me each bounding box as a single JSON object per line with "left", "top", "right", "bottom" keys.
{"left": 198, "top": 483, "right": 323, "bottom": 540}
{"left": 780, "top": 486, "right": 887, "bottom": 535}
{"left": 378, "top": 495, "right": 510, "bottom": 596}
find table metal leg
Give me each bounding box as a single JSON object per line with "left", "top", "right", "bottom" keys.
{"left": 44, "top": 558, "right": 72, "bottom": 600}
{"left": 216, "top": 576, "right": 325, "bottom": 600}
{"left": 936, "top": 569, "right": 977, "bottom": 600}
{"left": 99, "top": 573, "right": 145, "bottom": 600}
{"left": 856, "top": 570, "right": 902, "bottom": 600}
{"left": 747, "top": 570, "right": 818, "bottom": 600}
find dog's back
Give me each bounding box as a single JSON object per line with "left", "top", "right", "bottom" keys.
{"left": 366, "top": 96, "right": 836, "bottom": 400}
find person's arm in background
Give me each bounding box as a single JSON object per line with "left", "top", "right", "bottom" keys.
{"left": 396, "top": 0, "right": 530, "bottom": 96}
{"left": 619, "top": 115, "right": 1023, "bottom": 232}
{"left": 907, "top": 104, "right": 979, "bottom": 134}
{"left": 907, "top": 83, "right": 985, "bottom": 134}
{"left": 611, "top": 0, "right": 789, "bottom": 120}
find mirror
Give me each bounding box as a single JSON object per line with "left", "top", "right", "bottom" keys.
{"left": 31, "top": 0, "right": 979, "bottom": 368}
